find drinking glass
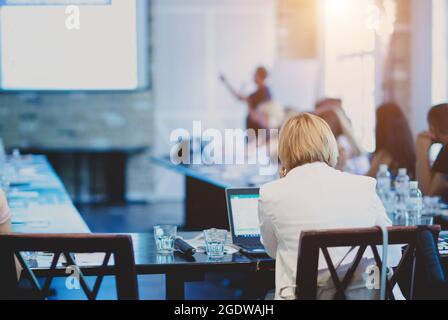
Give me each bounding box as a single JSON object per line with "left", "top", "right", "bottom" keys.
{"left": 156, "top": 254, "right": 175, "bottom": 264}
{"left": 204, "top": 229, "right": 227, "bottom": 259}
{"left": 154, "top": 225, "right": 177, "bottom": 254}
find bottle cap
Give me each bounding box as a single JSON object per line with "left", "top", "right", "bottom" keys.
{"left": 379, "top": 164, "right": 388, "bottom": 171}
{"left": 398, "top": 168, "right": 407, "bottom": 175}
{"left": 410, "top": 181, "right": 418, "bottom": 189}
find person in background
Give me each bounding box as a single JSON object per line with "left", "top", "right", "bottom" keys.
{"left": 416, "top": 104, "right": 448, "bottom": 199}
{"left": 246, "top": 101, "right": 285, "bottom": 163}
{"left": 367, "top": 103, "right": 416, "bottom": 178}
{"left": 258, "top": 113, "right": 398, "bottom": 300}
{"left": 220, "top": 66, "right": 272, "bottom": 131}
{"left": 255, "top": 100, "right": 285, "bottom": 132}
{"left": 0, "top": 189, "right": 11, "bottom": 234}
{"left": 317, "top": 108, "right": 369, "bottom": 175}
{"left": 0, "top": 189, "right": 21, "bottom": 285}
{"left": 315, "top": 97, "right": 354, "bottom": 125}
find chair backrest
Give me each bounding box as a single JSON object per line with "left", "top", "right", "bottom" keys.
{"left": 295, "top": 226, "right": 441, "bottom": 300}
{"left": 409, "top": 227, "right": 448, "bottom": 299}
{"left": 0, "top": 233, "right": 138, "bottom": 300}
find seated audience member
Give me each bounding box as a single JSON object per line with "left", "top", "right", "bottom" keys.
{"left": 317, "top": 108, "right": 369, "bottom": 175}
{"left": 367, "top": 103, "right": 416, "bottom": 178}
{"left": 0, "top": 190, "right": 21, "bottom": 285}
{"left": 416, "top": 104, "right": 448, "bottom": 200}
{"left": 283, "top": 107, "right": 300, "bottom": 122}
{"left": 0, "top": 188, "right": 17, "bottom": 276}
{"left": 315, "top": 98, "right": 343, "bottom": 113}
{"left": 248, "top": 101, "right": 284, "bottom": 161}
{"left": 0, "top": 190, "right": 11, "bottom": 233}
{"left": 257, "top": 101, "right": 285, "bottom": 130}
{"left": 258, "top": 113, "right": 397, "bottom": 300}
{"left": 315, "top": 98, "right": 353, "bottom": 126}
{"left": 220, "top": 66, "right": 272, "bottom": 132}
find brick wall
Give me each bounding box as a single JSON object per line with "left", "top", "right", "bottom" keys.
{"left": 0, "top": 91, "right": 154, "bottom": 202}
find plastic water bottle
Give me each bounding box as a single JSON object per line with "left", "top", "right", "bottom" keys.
{"left": 395, "top": 168, "right": 410, "bottom": 194}
{"left": 376, "top": 164, "right": 392, "bottom": 198}
{"left": 11, "top": 148, "right": 21, "bottom": 164}
{"left": 407, "top": 181, "right": 423, "bottom": 226}
{"left": 394, "top": 168, "right": 410, "bottom": 225}
{"left": 376, "top": 165, "right": 394, "bottom": 218}
{"left": 0, "top": 138, "right": 6, "bottom": 165}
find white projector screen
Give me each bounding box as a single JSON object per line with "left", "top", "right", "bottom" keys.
{"left": 0, "top": 0, "right": 148, "bottom": 91}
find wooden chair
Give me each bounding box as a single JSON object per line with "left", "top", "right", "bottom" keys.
{"left": 295, "top": 226, "right": 441, "bottom": 300}
{"left": 0, "top": 234, "right": 138, "bottom": 300}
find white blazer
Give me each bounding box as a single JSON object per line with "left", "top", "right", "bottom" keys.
{"left": 258, "top": 162, "right": 396, "bottom": 300}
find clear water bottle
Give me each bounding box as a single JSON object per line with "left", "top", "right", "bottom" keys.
{"left": 407, "top": 181, "right": 423, "bottom": 226}
{"left": 0, "top": 138, "right": 6, "bottom": 165}
{"left": 376, "top": 165, "right": 394, "bottom": 218}
{"left": 376, "top": 164, "right": 392, "bottom": 197}
{"left": 395, "top": 168, "right": 410, "bottom": 194}
{"left": 11, "top": 148, "right": 22, "bottom": 164}
{"left": 394, "top": 168, "right": 410, "bottom": 225}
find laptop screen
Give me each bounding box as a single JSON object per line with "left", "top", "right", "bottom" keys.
{"left": 229, "top": 193, "right": 260, "bottom": 238}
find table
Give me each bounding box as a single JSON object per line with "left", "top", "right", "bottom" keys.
{"left": 130, "top": 233, "right": 274, "bottom": 299}
{"left": 12, "top": 156, "right": 448, "bottom": 300}
{"left": 18, "top": 147, "right": 148, "bottom": 204}
{"left": 151, "top": 156, "right": 277, "bottom": 230}
{"left": 9, "top": 156, "right": 274, "bottom": 300}
{"left": 31, "top": 232, "right": 275, "bottom": 300}
{"left": 9, "top": 155, "right": 90, "bottom": 233}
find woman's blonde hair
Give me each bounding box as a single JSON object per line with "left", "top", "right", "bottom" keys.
{"left": 279, "top": 113, "right": 339, "bottom": 172}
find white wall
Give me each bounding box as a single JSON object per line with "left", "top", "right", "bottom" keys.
{"left": 151, "top": 0, "right": 276, "bottom": 201}
{"left": 271, "top": 59, "right": 320, "bottom": 111}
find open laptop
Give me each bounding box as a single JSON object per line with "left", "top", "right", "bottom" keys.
{"left": 225, "top": 188, "right": 266, "bottom": 254}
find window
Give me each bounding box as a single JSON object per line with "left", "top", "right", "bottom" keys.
{"left": 0, "top": 0, "right": 147, "bottom": 91}
{"left": 323, "top": 0, "right": 377, "bottom": 152}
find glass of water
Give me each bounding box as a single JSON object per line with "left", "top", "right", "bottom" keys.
{"left": 154, "top": 225, "right": 177, "bottom": 254}
{"left": 204, "top": 229, "right": 227, "bottom": 259}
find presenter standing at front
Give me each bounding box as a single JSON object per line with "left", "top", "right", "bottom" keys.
{"left": 220, "top": 66, "right": 272, "bottom": 132}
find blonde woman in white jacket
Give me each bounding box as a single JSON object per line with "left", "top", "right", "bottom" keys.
{"left": 258, "top": 113, "right": 400, "bottom": 300}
